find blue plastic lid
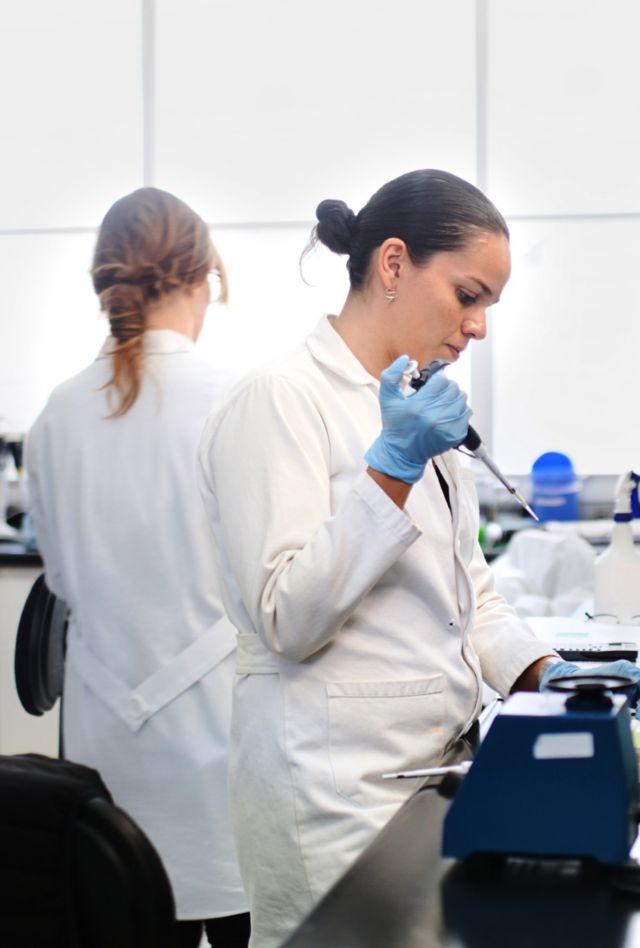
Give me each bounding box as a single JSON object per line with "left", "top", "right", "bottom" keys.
{"left": 531, "top": 451, "right": 577, "bottom": 486}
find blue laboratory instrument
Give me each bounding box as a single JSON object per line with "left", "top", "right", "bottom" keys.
{"left": 442, "top": 676, "right": 639, "bottom": 864}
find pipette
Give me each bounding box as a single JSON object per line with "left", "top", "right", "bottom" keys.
{"left": 407, "top": 359, "right": 539, "bottom": 521}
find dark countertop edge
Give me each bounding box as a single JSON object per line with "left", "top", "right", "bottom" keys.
{"left": 0, "top": 545, "right": 43, "bottom": 567}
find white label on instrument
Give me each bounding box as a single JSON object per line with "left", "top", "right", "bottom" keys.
{"left": 533, "top": 732, "right": 594, "bottom": 759}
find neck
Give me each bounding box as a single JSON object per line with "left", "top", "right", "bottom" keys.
{"left": 331, "top": 287, "right": 393, "bottom": 379}
{"left": 144, "top": 289, "right": 202, "bottom": 342}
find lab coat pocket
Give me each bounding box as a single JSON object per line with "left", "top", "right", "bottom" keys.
{"left": 326, "top": 676, "right": 444, "bottom": 807}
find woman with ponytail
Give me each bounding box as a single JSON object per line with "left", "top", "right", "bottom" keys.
{"left": 26, "top": 188, "right": 249, "bottom": 947}
{"left": 198, "top": 169, "right": 557, "bottom": 947}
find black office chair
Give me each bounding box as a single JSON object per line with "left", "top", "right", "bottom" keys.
{"left": 14, "top": 573, "right": 69, "bottom": 754}
{"left": 0, "top": 753, "right": 178, "bottom": 948}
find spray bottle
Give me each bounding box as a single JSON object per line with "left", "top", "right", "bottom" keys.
{"left": 593, "top": 471, "right": 640, "bottom": 623}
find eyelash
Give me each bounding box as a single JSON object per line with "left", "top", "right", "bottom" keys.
{"left": 457, "top": 289, "right": 477, "bottom": 306}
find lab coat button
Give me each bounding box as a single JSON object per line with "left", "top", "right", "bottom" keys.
{"left": 128, "top": 694, "right": 146, "bottom": 718}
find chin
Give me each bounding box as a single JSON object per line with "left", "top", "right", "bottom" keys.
{"left": 416, "top": 351, "right": 439, "bottom": 368}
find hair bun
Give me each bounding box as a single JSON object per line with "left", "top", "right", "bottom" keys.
{"left": 93, "top": 261, "right": 155, "bottom": 292}
{"left": 314, "top": 199, "right": 356, "bottom": 255}
{"left": 136, "top": 263, "right": 165, "bottom": 296}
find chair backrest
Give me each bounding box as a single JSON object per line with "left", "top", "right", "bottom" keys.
{"left": 0, "top": 754, "right": 178, "bottom": 948}
{"left": 74, "top": 797, "right": 178, "bottom": 948}
{"left": 14, "top": 573, "right": 69, "bottom": 716}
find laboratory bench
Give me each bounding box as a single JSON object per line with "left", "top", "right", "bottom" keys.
{"left": 475, "top": 467, "right": 636, "bottom": 562}
{"left": 282, "top": 756, "right": 640, "bottom": 948}
{"left": 0, "top": 540, "right": 42, "bottom": 567}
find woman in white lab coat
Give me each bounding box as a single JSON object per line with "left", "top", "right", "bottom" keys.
{"left": 197, "top": 170, "right": 561, "bottom": 948}
{"left": 26, "top": 188, "right": 249, "bottom": 948}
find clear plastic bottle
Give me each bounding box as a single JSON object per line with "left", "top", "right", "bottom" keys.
{"left": 593, "top": 472, "right": 640, "bottom": 623}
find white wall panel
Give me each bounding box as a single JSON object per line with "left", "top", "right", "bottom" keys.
{"left": 3, "top": 0, "right": 634, "bottom": 478}
{"left": 154, "top": 0, "right": 478, "bottom": 223}
{"left": 493, "top": 217, "right": 640, "bottom": 475}
{"left": 487, "top": 0, "right": 640, "bottom": 216}
{"left": 198, "top": 224, "right": 347, "bottom": 370}
{"left": 0, "top": 234, "right": 105, "bottom": 434}
{"left": 0, "top": 1, "right": 143, "bottom": 229}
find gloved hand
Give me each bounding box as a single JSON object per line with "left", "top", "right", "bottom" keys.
{"left": 539, "top": 658, "right": 640, "bottom": 705}
{"left": 364, "top": 355, "right": 471, "bottom": 483}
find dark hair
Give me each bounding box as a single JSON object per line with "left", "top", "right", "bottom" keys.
{"left": 305, "top": 169, "right": 509, "bottom": 289}
{"left": 91, "top": 187, "right": 227, "bottom": 416}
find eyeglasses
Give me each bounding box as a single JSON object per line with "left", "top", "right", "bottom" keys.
{"left": 208, "top": 270, "right": 223, "bottom": 303}
{"left": 585, "top": 612, "right": 640, "bottom": 625}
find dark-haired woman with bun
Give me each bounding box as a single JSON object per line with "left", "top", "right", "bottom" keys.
{"left": 198, "top": 169, "right": 557, "bottom": 947}
{"left": 26, "top": 188, "right": 249, "bottom": 948}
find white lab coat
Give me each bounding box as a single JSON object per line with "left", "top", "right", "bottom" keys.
{"left": 26, "top": 330, "right": 247, "bottom": 920}
{"left": 198, "top": 315, "right": 552, "bottom": 947}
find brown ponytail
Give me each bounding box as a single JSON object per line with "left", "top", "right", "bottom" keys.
{"left": 91, "top": 188, "right": 225, "bottom": 416}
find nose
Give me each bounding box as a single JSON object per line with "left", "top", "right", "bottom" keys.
{"left": 462, "top": 308, "right": 487, "bottom": 341}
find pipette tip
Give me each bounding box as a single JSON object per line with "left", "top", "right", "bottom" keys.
{"left": 513, "top": 489, "right": 540, "bottom": 521}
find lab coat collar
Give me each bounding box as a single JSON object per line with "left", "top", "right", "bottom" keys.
{"left": 306, "top": 315, "right": 378, "bottom": 387}
{"left": 97, "top": 329, "right": 196, "bottom": 359}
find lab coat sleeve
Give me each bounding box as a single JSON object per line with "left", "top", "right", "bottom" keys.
{"left": 467, "top": 535, "right": 555, "bottom": 698}
{"left": 24, "top": 419, "right": 68, "bottom": 603}
{"left": 199, "top": 375, "right": 421, "bottom": 662}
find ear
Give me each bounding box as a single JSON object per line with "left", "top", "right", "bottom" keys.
{"left": 184, "top": 277, "right": 207, "bottom": 299}
{"left": 375, "top": 237, "right": 408, "bottom": 288}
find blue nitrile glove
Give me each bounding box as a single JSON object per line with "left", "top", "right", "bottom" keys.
{"left": 539, "top": 660, "right": 581, "bottom": 691}
{"left": 540, "top": 658, "right": 640, "bottom": 705}
{"left": 364, "top": 355, "right": 471, "bottom": 483}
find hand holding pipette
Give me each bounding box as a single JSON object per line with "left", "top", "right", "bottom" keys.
{"left": 364, "top": 355, "right": 471, "bottom": 484}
